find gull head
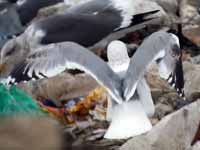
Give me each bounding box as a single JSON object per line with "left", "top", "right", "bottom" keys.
{"left": 155, "top": 33, "right": 185, "bottom": 98}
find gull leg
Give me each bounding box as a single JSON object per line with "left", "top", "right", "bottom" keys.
{"left": 137, "top": 77, "right": 155, "bottom": 117}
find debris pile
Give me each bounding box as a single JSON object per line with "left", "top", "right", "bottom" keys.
{"left": 0, "top": 0, "right": 200, "bottom": 149}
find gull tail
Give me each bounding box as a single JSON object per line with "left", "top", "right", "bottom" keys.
{"left": 104, "top": 100, "right": 152, "bottom": 139}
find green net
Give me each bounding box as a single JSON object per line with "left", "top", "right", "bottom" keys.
{"left": 0, "top": 84, "right": 47, "bottom": 116}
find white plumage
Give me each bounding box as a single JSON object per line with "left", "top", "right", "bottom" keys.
{"left": 104, "top": 100, "right": 152, "bottom": 139}
{"left": 105, "top": 40, "right": 153, "bottom": 139}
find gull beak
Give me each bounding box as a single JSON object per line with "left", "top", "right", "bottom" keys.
{"left": 0, "top": 63, "right": 7, "bottom": 72}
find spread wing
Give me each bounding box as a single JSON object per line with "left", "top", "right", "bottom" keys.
{"left": 123, "top": 31, "right": 185, "bottom": 101}
{"left": 7, "top": 42, "right": 123, "bottom": 103}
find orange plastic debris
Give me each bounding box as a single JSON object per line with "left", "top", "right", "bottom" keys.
{"left": 38, "top": 86, "right": 107, "bottom": 124}
{"left": 66, "top": 86, "right": 107, "bottom": 115}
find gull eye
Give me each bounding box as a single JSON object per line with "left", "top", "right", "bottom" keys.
{"left": 156, "top": 58, "right": 162, "bottom": 64}
{"left": 171, "top": 51, "right": 176, "bottom": 57}
{"left": 170, "top": 44, "right": 180, "bottom": 58}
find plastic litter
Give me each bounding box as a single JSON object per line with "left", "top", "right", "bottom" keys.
{"left": 0, "top": 84, "right": 47, "bottom": 116}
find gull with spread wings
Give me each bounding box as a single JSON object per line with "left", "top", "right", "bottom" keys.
{"left": 3, "top": 31, "right": 185, "bottom": 139}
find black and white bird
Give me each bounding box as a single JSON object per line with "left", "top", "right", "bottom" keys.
{"left": 23, "top": 0, "right": 158, "bottom": 47}
{"left": 3, "top": 0, "right": 159, "bottom": 45}
{"left": 0, "top": 0, "right": 64, "bottom": 49}
{"left": 0, "top": 0, "right": 159, "bottom": 77}
{"left": 3, "top": 31, "right": 185, "bottom": 139}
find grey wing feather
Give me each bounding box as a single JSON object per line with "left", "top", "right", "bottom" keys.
{"left": 10, "top": 42, "right": 123, "bottom": 103}
{"left": 123, "top": 31, "right": 171, "bottom": 101}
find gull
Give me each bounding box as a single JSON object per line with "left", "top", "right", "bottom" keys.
{"left": 1, "top": 0, "right": 159, "bottom": 46}
{"left": 0, "top": 0, "right": 159, "bottom": 77}
{"left": 104, "top": 33, "right": 184, "bottom": 139}
{"left": 0, "top": 0, "right": 64, "bottom": 44}
{"left": 4, "top": 31, "right": 185, "bottom": 139}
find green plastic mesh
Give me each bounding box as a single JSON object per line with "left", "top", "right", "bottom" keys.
{"left": 0, "top": 84, "right": 47, "bottom": 116}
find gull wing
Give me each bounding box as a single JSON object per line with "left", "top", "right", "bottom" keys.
{"left": 123, "top": 31, "right": 171, "bottom": 101}
{"left": 7, "top": 42, "right": 123, "bottom": 103}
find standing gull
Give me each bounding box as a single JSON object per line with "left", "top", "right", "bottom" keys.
{"left": 4, "top": 31, "right": 185, "bottom": 139}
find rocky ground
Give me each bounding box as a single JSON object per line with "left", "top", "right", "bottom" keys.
{"left": 0, "top": 0, "right": 200, "bottom": 150}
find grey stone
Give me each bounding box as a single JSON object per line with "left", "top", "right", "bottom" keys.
{"left": 151, "top": 0, "right": 178, "bottom": 15}
{"left": 183, "top": 62, "right": 200, "bottom": 99}
{"left": 0, "top": 2, "right": 23, "bottom": 48}
{"left": 0, "top": 117, "right": 64, "bottom": 149}
{"left": 190, "top": 55, "right": 200, "bottom": 64}
{"left": 19, "top": 72, "right": 98, "bottom": 106}
{"left": 183, "top": 27, "right": 200, "bottom": 47}
{"left": 154, "top": 103, "right": 174, "bottom": 119}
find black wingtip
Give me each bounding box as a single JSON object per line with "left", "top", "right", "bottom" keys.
{"left": 137, "top": 10, "right": 160, "bottom": 17}
{"left": 7, "top": 60, "right": 49, "bottom": 85}
{"left": 130, "top": 10, "right": 160, "bottom": 26}
{"left": 167, "top": 56, "right": 185, "bottom": 100}
{"left": 167, "top": 76, "right": 186, "bottom": 100}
